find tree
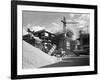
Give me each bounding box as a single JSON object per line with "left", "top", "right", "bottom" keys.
{"left": 66, "top": 29, "right": 73, "bottom": 38}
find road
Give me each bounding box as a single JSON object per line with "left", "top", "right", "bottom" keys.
{"left": 41, "top": 55, "right": 89, "bottom": 68}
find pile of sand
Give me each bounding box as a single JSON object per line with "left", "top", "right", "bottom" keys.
{"left": 22, "top": 41, "right": 59, "bottom": 69}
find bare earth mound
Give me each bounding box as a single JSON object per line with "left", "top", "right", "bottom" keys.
{"left": 22, "top": 40, "right": 59, "bottom": 69}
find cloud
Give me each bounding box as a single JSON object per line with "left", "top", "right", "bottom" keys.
{"left": 46, "top": 22, "right": 63, "bottom": 33}
{"left": 31, "top": 26, "right": 45, "bottom": 32}
{"left": 25, "top": 24, "right": 45, "bottom": 32}
{"left": 52, "top": 22, "right": 59, "bottom": 26}
{"left": 23, "top": 14, "right": 89, "bottom": 40}
{"left": 23, "top": 28, "right": 28, "bottom": 35}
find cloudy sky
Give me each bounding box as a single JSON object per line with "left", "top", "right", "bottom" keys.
{"left": 22, "top": 11, "right": 89, "bottom": 40}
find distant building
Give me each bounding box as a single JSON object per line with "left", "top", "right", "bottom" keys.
{"left": 75, "top": 30, "right": 90, "bottom": 55}
{"left": 77, "top": 30, "right": 89, "bottom": 50}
